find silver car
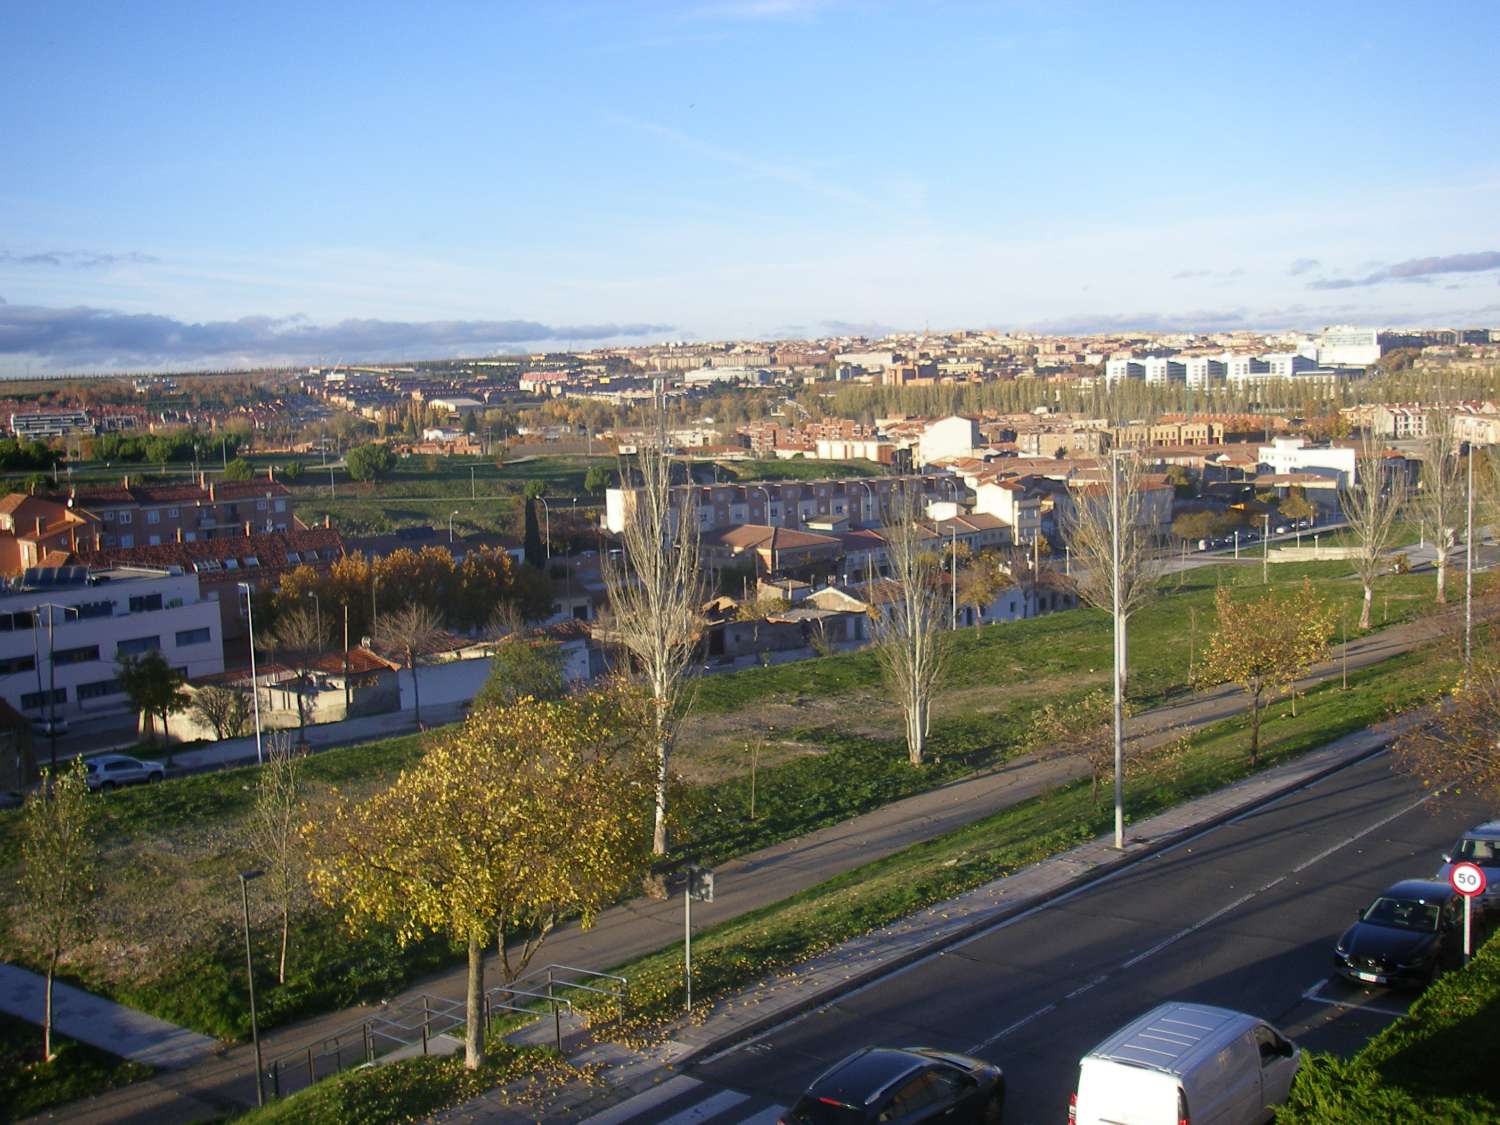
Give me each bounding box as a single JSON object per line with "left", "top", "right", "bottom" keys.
{"left": 1438, "top": 821, "right": 1500, "bottom": 917}
{"left": 83, "top": 754, "right": 165, "bottom": 791}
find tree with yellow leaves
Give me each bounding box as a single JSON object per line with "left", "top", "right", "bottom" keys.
{"left": 306, "top": 688, "right": 653, "bottom": 1069}
{"left": 1195, "top": 580, "right": 1335, "bottom": 766}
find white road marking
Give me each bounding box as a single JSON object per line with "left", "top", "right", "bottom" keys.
{"left": 657, "top": 1089, "right": 752, "bottom": 1124}
{"left": 1064, "top": 975, "right": 1109, "bottom": 1000}
{"left": 738, "top": 1108, "right": 790, "bottom": 1125}
{"left": 579, "top": 1075, "right": 704, "bottom": 1125}
{"left": 1300, "top": 977, "right": 1410, "bottom": 1019}
{"left": 700, "top": 755, "right": 1430, "bottom": 1070}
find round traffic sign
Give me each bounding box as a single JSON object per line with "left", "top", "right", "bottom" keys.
{"left": 1451, "top": 862, "right": 1488, "bottom": 898}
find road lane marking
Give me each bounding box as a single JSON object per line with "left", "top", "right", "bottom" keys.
{"left": 739, "top": 1109, "right": 791, "bottom": 1125}
{"left": 657, "top": 1089, "right": 752, "bottom": 1124}
{"left": 579, "top": 1075, "right": 703, "bottom": 1125}
{"left": 1300, "top": 977, "right": 1410, "bottom": 1019}
{"left": 1064, "top": 975, "right": 1109, "bottom": 1000}
{"left": 972, "top": 1003, "right": 1057, "bottom": 1049}
{"left": 1121, "top": 891, "right": 1255, "bottom": 969}
{"left": 698, "top": 758, "right": 1434, "bottom": 1069}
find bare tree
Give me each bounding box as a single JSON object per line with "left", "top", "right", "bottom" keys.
{"left": 262, "top": 607, "right": 327, "bottom": 745}
{"left": 1065, "top": 451, "right": 1161, "bottom": 847}
{"left": 18, "top": 761, "right": 96, "bottom": 1061}
{"left": 870, "top": 486, "right": 950, "bottom": 767}
{"left": 1414, "top": 412, "right": 1462, "bottom": 605}
{"left": 1392, "top": 654, "right": 1500, "bottom": 800}
{"left": 374, "top": 602, "right": 447, "bottom": 731}
{"left": 246, "top": 732, "right": 303, "bottom": 984}
{"left": 1341, "top": 434, "right": 1407, "bottom": 629}
{"left": 189, "top": 684, "right": 252, "bottom": 741}
{"left": 602, "top": 434, "right": 703, "bottom": 857}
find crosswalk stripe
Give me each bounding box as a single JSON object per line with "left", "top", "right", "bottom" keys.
{"left": 737, "top": 1106, "right": 790, "bottom": 1125}
{"left": 578, "top": 1075, "right": 704, "bottom": 1125}
{"left": 656, "top": 1089, "right": 752, "bottom": 1124}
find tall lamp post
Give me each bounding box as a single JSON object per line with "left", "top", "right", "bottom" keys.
{"left": 537, "top": 497, "right": 552, "bottom": 561}
{"left": 448, "top": 509, "right": 459, "bottom": 544}
{"left": 238, "top": 582, "right": 263, "bottom": 765}
{"left": 305, "top": 591, "right": 322, "bottom": 652}
{"left": 238, "top": 870, "right": 265, "bottom": 1107}
{"left": 35, "top": 603, "right": 72, "bottom": 772}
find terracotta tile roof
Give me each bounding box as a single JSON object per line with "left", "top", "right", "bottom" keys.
{"left": 76, "top": 527, "right": 345, "bottom": 574}
{"left": 54, "top": 480, "right": 291, "bottom": 508}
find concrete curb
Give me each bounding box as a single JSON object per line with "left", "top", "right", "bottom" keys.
{"left": 664, "top": 723, "right": 1410, "bottom": 1071}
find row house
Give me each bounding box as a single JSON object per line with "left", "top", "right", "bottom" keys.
{"left": 52, "top": 473, "right": 297, "bottom": 549}
{"left": 0, "top": 495, "right": 102, "bottom": 576}
{"left": 606, "top": 474, "right": 966, "bottom": 537}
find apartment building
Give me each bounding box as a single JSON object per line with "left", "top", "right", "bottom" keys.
{"left": 0, "top": 565, "right": 224, "bottom": 723}
{"left": 1257, "top": 437, "right": 1357, "bottom": 487}
{"left": 56, "top": 472, "right": 296, "bottom": 549}
{"left": 0, "top": 495, "right": 102, "bottom": 576}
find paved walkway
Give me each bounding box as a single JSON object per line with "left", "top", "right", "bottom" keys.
{"left": 18, "top": 608, "right": 1464, "bottom": 1123}
{"left": 438, "top": 715, "right": 1423, "bottom": 1123}
{"left": 0, "top": 963, "right": 216, "bottom": 1070}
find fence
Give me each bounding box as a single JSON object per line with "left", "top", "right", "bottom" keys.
{"left": 257, "top": 964, "right": 627, "bottom": 1101}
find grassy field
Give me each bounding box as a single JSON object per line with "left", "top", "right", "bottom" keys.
{"left": 1281, "top": 929, "right": 1500, "bottom": 1121}
{"left": 0, "top": 558, "right": 1465, "bottom": 1046}
{"left": 714, "top": 458, "right": 884, "bottom": 482}
{"left": 0, "top": 1011, "right": 152, "bottom": 1123}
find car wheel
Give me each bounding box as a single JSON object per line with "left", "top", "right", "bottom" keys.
{"left": 981, "top": 1087, "right": 1005, "bottom": 1124}
{"left": 101, "top": 780, "right": 116, "bottom": 792}
{"left": 148, "top": 772, "right": 163, "bottom": 783}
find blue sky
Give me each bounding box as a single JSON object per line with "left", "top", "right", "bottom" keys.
{"left": 3, "top": 0, "right": 1498, "bottom": 371}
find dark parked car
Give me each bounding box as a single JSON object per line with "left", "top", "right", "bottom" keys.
{"left": 780, "top": 1046, "right": 1004, "bottom": 1124}
{"left": 1437, "top": 820, "right": 1500, "bottom": 918}
{"left": 1334, "top": 879, "right": 1462, "bottom": 989}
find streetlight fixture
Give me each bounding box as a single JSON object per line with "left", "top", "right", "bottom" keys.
{"left": 238, "top": 870, "right": 266, "bottom": 1107}
{"left": 449, "top": 510, "right": 459, "bottom": 544}
{"left": 238, "top": 583, "right": 263, "bottom": 765}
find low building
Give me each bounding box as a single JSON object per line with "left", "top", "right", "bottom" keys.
{"left": 0, "top": 565, "right": 224, "bottom": 725}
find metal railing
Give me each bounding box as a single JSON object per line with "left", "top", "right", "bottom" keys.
{"left": 255, "top": 965, "right": 627, "bottom": 1100}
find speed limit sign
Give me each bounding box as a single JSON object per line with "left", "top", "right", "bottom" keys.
{"left": 1451, "top": 862, "right": 1488, "bottom": 897}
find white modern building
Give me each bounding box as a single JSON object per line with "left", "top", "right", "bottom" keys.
{"left": 1105, "top": 359, "right": 1145, "bottom": 384}
{"left": 0, "top": 565, "right": 224, "bottom": 723}
{"left": 1316, "top": 326, "right": 1382, "bottom": 368}
{"left": 1143, "top": 357, "right": 1186, "bottom": 385}
{"left": 916, "top": 416, "right": 982, "bottom": 467}
{"left": 1257, "top": 437, "right": 1358, "bottom": 487}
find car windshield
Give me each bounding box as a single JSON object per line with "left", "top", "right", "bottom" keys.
{"left": 1453, "top": 838, "right": 1498, "bottom": 863}
{"left": 1362, "top": 896, "right": 1441, "bottom": 932}
{"left": 784, "top": 1097, "right": 866, "bottom": 1124}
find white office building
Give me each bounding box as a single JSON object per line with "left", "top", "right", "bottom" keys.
{"left": 1105, "top": 359, "right": 1145, "bottom": 384}
{"left": 1182, "top": 356, "right": 1225, "bottom": 389}
{"left": 0, "top": 565, "right": 224, "bottom": 723}
{"left": 1143, "top": 357, "right": 1186, "bottom": 385}
{"left": 1316, "top": 326, "right": 1381, "bottom": 368}
{"left": 1257, "top": 437, "right": 1358, "bottom": 487}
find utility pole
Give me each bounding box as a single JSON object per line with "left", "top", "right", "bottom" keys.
{"left": 1262, "top": 514, "right": 1270, "bottom": 584}
{"left": 1466, "top": 444, "right": 1474, "bottom": 676}
{"left": 1111, "top": 452, "right": 1125, "bottom": 850}
{"left": 343, "top": 602, "right": 351, "bottom": 713}
{"left": 239, "top": 583, "right": 263, "bottom": 765}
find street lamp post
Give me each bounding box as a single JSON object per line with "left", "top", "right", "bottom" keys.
{"left": 470, "top": 465, "right": 476, "bottom": 500}
{"left": 238, "top": 870, "right": 265, "bottom": 1107}
{"left": 34, "top": 603, "right": 72, "bottom": 772}
{"left": 371, "top": 574, "right": 380, "bottom": 641}
{"left": 449, "top": 510, "right": 459, "bottom": 544}
{"left": 538, "top": 497, "right": 552, "bottom": 561}
{"left": 238, "top": 583, "right": 263, "bottom": 765}
{"left": 1466, "top": 445, "right": 1474, "bottom": 674}
{"left": 1262, "top": 514, "right": 1270, "bottom": 584}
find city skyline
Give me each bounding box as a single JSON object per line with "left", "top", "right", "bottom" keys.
{"left": 3, "top": 0, "right": 1499, "bottom": 371}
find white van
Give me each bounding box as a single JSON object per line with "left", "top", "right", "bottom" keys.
{"left": 1069, "top": 1002, "right": 1300, "bottom": 1125}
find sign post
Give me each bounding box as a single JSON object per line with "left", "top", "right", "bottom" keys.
{"left": 684, "top": 865, "right": 714, "bottom": 1013}
{"left": 1450, "top": 861, "right": 1488, "bottom": 962}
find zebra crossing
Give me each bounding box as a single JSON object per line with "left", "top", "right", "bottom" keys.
{"left": 577, "top": 1074, "right": 789, "bottom": 1125}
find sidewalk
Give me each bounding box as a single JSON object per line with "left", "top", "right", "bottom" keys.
{"left": 438, "top": 715, "right": 1419, "bottom": 1124}
{"left": 0, "top": 963, "right": 216, "bottom": 1070}
{"left": 19, "top": 609, "right": 1459, "bottom": 1123}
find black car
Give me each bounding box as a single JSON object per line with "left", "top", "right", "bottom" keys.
{"left": 1333, "top": 879, "right": 1462, "bottom": 989}
{"left": 780, "top": 1046, "right": 1004, "bottom": 1124}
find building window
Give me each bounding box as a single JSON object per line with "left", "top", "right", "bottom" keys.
{"left": 128, "top": 593, "right": 163, "bottom": 613}
{"left": 116, "top": 635, "right": 160, "bottom": 657}
{"left": 52, "top": 644, "right": 100, "bottom": 666}
{"left": 149, "top": 535, "right": 161, "bottom": 546}
{"left": 118, "top": 511, "right": 132, "bottom": 525}
{"left": 147, "top": 510, "right": 160, "bottom": 524}
{"left": 274, "top": 500, "right": 286, "bottom": 512}
{"left": 0, "top": 654, "right": 37, "bottom": 676}
{"left": 78, "top": 678, "right": 123, "bottom": 701}
{"left": 175, "top": 627, "right": 211, "bottom": 647}
{"left": 257, "top": 500, "right": 267, "bottom": 511}
{"left": 119, "top": 534, "right": 134, "bottom": 548}
{"left": 103, "top": 510, "right": 116, "bottom": 522}
{"left": 22, "top": 687, "right": 67, "bottom": 709}
{"left": 168, "top": 507, "right": 179, "bottom": 518}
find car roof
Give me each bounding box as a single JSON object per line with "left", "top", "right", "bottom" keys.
{"left": 1459, "top": 821, "right": 1500, "bottom": 842}
{"left": 807, "top": 1048, "right": 930, "bottom": 1106}
{"left": 1377, "top": 879, "right": 1457, "bottom": 901}
{"left": 1085, "top": 1003, "right": 1258, "bottom": 1078}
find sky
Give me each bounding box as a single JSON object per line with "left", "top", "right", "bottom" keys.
{"left": 2, "top": 0, "right": 1499, "bottom": 372}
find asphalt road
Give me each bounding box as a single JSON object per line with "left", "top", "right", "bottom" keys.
{"left": 589, "top": 753, "right": 1492, "bottom": 1125}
